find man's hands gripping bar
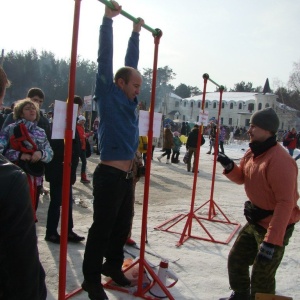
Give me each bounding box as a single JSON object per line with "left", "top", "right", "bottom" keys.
{"left": 98, "top": 0, "right": 162, "bottom": 36}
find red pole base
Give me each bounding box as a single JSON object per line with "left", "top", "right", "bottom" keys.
{"left": 66, "top": 258, "right": 176, "bottom": 300}
{"left": 155, "top": 200, "right": 241, "bottom": 246}
{"left": 103, "top": 258, "right": 175, "bottom": 300}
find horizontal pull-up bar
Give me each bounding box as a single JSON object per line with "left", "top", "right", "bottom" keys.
{"left": 203, "top": 73, "right": 224, "bottom": 91}
{"left": 98, "top": 0, "right": 161, "bottom": 37}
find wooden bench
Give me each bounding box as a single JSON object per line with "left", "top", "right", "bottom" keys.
{"left": 255, "top": 293, "right": 293, "bottom": 300}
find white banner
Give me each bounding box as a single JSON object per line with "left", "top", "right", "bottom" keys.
{"left": 199, "top": 110, "right": 209, "bottom": 126}
{"left": 51, "top": 100, "right": 78, "bottom": 139}
{"left": 84, "top": 95, "right": 93, "bottom": 112}
{"left": 139, "top": 110, "right": 162, "bottom": 138}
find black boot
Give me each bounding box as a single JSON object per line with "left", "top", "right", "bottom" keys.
{"left": 102, "top": 262, "right": 131, "bottom": 286}
{"left": 82, "top": 280, "right": 108, "bottom": 300}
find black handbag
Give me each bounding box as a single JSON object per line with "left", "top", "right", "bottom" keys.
{"left": 18, "top": 160, "right": 45, "bottom": 177}
{"left": 183, "top": 152, "right": 189, "bottom": 164}
{"left": 85, "top": 139, "right": 91, "bottom": 158}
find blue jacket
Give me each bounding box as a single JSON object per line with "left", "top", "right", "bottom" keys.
{"left": 94, "top": 17, "right": 140, "bottom": 161}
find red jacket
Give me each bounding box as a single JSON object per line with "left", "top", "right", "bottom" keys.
{"left": 286, "top": 131, "right": 297, "bottom": 150}
{"left": 76, "top": 124, "right": 86, "bottom": 150}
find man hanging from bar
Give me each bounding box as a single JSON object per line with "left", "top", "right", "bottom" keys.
{"left": 82, "top": 1, "right": 144, "bottom": 300}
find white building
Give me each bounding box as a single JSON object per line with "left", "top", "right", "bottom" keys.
{"left": 161, "top": 92, "right": 299, "bottom": 130}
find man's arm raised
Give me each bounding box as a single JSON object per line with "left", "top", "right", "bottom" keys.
{"left": 125, "top": 18, "right": 144, "bottom": 68}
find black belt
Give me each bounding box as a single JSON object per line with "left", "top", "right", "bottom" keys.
{"left": 98, "top": 163, "right": 133, "bottom": 180}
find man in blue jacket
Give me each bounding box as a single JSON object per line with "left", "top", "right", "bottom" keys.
{"left": 82, "top": 2, "right": 144, "bottom": 299}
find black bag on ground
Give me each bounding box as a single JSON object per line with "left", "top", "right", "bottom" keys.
{"left": 244, "top": 201, "right": 273, "bottom": 224}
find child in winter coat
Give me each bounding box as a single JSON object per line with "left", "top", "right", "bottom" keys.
{"left": 76, "top": 115, "right": 91, "bottom": 183}
{"left": 138, "top": 136, "right": 148, "bottom": 166}
{"left": 219, "top": 126, "right": 226, "bottom": 154}
{"left": 171, "top": 131, "right": 182, "bottom": 163}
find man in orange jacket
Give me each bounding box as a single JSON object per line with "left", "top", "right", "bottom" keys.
{"left": 217, "top": 108, "right": 300, "bottom": 300}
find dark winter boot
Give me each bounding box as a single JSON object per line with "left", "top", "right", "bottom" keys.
{"left": 101, "top": 262, "right": 131, "bottom": 286}
{"left": 80, "top": 173, "right": 90, "bottom": 184}
{"left": 219, "top": 290, "right": 250, "bottom": 300}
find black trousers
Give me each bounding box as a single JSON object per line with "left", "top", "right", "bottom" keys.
{"left": 171, "top": 150, "right": 180, "bottom": 162}
{"left": 162, "top": 148, "right": 171, "bottom": 159}
{"left": 82, "top": 164, "right": 133, "bottom": 283}
{"left": 46, "top": 182, "right": 73, "bottom": 235}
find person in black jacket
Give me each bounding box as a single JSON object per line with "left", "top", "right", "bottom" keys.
{"left": 0, "top": 66, "right": 47, "bottom": 300}
{"left": 180, "top": 121, "right": 187, "bottom": 136}
{"left": 186, "top": 124, "right": 205, "bottom": 173}
{"left": 0, "top": 155, "right": 47, "bottom": 300}
{"left": 44, "top": 96, "right": 85, "bottom": 244}
{"left": 206, "top": 121, "right": 217, "bottom": 154}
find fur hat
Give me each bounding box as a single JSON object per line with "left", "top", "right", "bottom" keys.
{"left": 250, "top": 108, "right": 279, "bottom": 133}
{"left": 78, "top": 115, "right": 86, "bottom": 122}
{"left": 173, "top": 131, "right": 180, "bottom": 137}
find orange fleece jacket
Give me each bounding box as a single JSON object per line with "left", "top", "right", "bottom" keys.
{"left": 225, "top": 143, "right": 300, "bottom": 246}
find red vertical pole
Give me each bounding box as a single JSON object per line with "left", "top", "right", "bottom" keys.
{"left": 189, "top": 77, "right": 208, "bottom": 213}
{"left": 208, "top": 87, "right": 224, "bottom": 219}
{"left": 136, "top": 29, "right": 162, "bottom": 294}
{"left": 58, "top": 0, "right": 81, "bottom": 299}
{"left": 177, "top": 75, "right": 208, "bottom": 244}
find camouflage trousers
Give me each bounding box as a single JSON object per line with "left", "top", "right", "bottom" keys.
{"left": 228, "top": 222, "right": 295, "bottom": 300}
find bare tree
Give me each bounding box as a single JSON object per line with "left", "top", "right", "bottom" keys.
{"left": 288, "top": 60, "right": 300, "bottom": 93}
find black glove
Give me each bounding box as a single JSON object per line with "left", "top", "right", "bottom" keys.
{"left": 257, "top": 241, "right": 275, "bottom": 262}
{"left": 217, "top": 153, "right": 234, "bottom": 171}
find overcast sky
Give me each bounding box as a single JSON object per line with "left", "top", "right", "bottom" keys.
{"left": 1, "top": 0, "right": 299, "bottom": 92}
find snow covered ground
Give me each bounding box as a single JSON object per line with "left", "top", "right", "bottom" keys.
{"left": 37, "top": 139, "right": 300, "bottom": 300}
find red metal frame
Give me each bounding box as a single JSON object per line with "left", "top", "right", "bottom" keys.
{"left": 58, "top": 0, "right": 82, "bottom": 299}
{"left": 103, "top": 258, "right": 174, "bottom": 299}
{"left": 155, "top": 74, "right": 240, "bottom": 246}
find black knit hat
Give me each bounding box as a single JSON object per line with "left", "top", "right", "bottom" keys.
{"left": 250, "top": 108, "right": 279, "bottom": 134}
